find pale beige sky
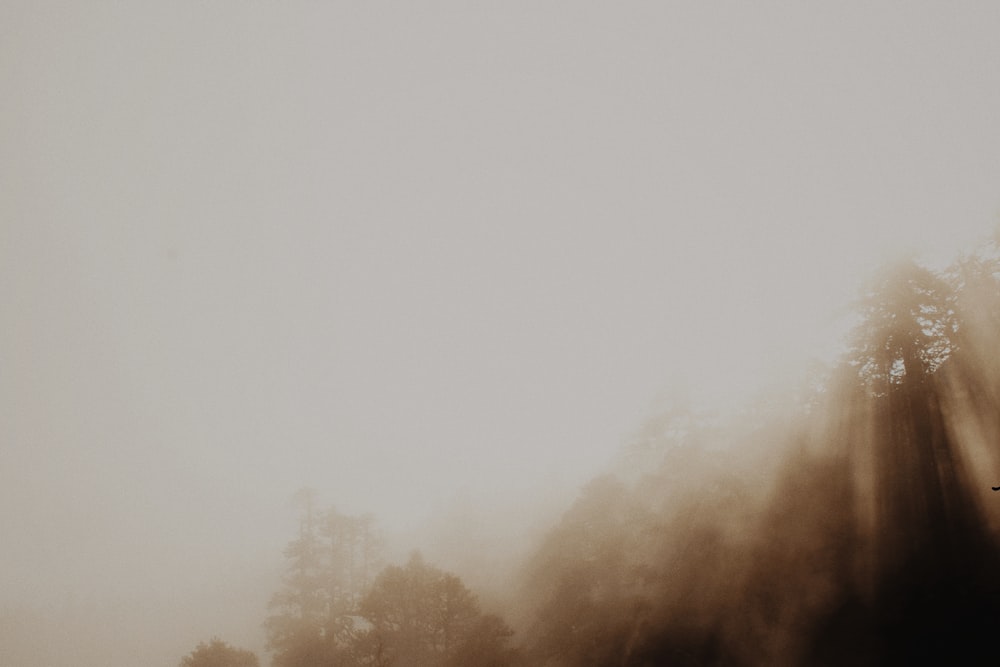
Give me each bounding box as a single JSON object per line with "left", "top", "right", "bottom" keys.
{"left": 3, "top": 1, "right": 1000, "bottom": 611}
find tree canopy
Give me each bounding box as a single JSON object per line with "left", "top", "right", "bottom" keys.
{"left": 180, "top": 638, "right": 259, "bottom": 667}
{"left": 249, "top": 238, "right": 1000, "bottom": 666}
{"left": 264, "top": 493, "right": 518, "bottom": 667}
{"left": 265, "top": 490, "right": 383, "bottom": 667}
{"left": 850, "top": 258, "right": 956, "bottom": 392}
{"left": 516, "top": 239, "right": 1000, "bottom": 665}
{"left": 356, "top": 552, "right": 517, "bottom": 667}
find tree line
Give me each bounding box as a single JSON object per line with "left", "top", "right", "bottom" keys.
{"left": 181, "top": 487, "right": 519, "bottom": 667}
{"left": 182, "top": 236, "right": 1000, "bottom": 666}
{"left": 513, "top": 239, "right": 1000, "bottom": 665}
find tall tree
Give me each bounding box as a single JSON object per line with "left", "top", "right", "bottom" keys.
{"left": 265, "top": 489, "right": 328, "bottom": 667}
{"left": 265, "top": 491, "right": 384, "bottom": 667}
{"left": 835, "top": 255, "right": 1000, "bottom": 663}
{"left": 850, "top": 258, "right": 956, "bottom": 393}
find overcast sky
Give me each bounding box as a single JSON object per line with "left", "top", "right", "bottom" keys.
{"left": 3, "top": 2, "right": 1000, "bottom": 611}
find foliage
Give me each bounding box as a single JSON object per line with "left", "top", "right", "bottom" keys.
{"left": 849, "top": 258, "right": 956, "bottom": 393}
{"left": 265, "top": 493, "right": 518, "bottom": 666}
{"left": 180, "top": 638, "right": 259, "bottom": 667}
{"left": 256, "top": 239, "right": 1000, "bottom": 666}
{"left": 518, "top": 239, "right": 1000, "bottom": 665}
{"left": 265, "top": 489, "right": 383, "bottom": 667}
{"left": 356, "top": 552, "right": 518, "bottom": 667}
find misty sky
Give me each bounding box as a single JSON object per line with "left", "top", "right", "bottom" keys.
{"left": 4, "top": 2, "right": 1000, "bottom": 611}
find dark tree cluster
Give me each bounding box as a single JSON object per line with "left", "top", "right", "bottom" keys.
{"left": 515, "top": 240, "right": 1000, "bottom": 665}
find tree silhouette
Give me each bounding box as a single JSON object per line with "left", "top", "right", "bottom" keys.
{"left": 355, "top": 552, "right": 517, "bottom": 667}
{"left": 516, "top": 243, "right": 1000, "bottom": 665}
{"left": 265, "top": 490, "right": 384, "bottom": 667}
{"left": 833, "top": 252, "right": 1000, "bottom": 663}
{"left": 179, "top": 638, "right": 259, "bottom": 667}
{"left": 850, "top": 258, "right": 956, "bottom": 394}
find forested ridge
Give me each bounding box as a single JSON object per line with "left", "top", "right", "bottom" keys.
{"left": 188, "top": 239, "right": 1000, "bottom": 666}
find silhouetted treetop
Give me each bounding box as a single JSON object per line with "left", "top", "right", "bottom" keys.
{"left": 265, "top": 492, "right": 383, "bottom": 667}
{"left": 264, "top": 498, "right": 518, "bottom": 666}
{"left": 516, "top": 236, "right": 1000, "bottom": 666}
{"left": 180, "top": 638, "right": 259, "bottom": 667}
{"left": 356, "top": 551, "right": 518, "bottom": 667}
{"left": 850, "top": 258, "right": 956, "bottom": 393}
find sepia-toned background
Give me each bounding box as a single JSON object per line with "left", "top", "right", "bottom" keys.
{"left": 4, "top": 3, "right": 1000, "bottom": 665}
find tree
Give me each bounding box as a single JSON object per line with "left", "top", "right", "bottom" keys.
{"left": 830, "top": 254, "right": 1000, "bottom": 663}
{"left": 180, "top": 638, "right": 259, "bottom": 667}
{"left": 265, "top": 489, "right": 328, "bottom": 667}
{"left": 850, "top": 258, "right": 956, "bottom": 394}
{"left": 265, "top": 490, "right": 384, "bottom": 667}
{"left": 355, "top": 553, "right": 517, "bottom": 667}
{"left": 511, "top": 245, "right": 1000, "bottom": 665}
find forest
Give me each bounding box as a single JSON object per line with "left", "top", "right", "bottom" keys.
{"left": 178, "top": 238, "right": 1000, "bottom": 666}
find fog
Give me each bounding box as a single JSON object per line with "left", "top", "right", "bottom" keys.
{"left": 4, "top": 3, "right": 1000, "bottom": 666}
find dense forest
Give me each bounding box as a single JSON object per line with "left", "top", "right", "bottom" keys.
{"left": 183, "top": 238, "right": 1000, "bottom": 666}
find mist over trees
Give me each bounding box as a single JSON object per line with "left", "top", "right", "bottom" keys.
{"left": 180, "top": 639, "right": 259, "bottom": 667}
{"left": 174, "top": 238, "right": 1000, "bottom": 667}
{"left": 265, "top": 489, "right": 383, "bottom": 667}
{"left": 509, "top": 239, "right": 1000, "bottom": 665}
{"left": 357, "top": 552, "right": 518, "bottom": 667}
{"left": 258, "top": 492, "right": 520, "bottom": 667}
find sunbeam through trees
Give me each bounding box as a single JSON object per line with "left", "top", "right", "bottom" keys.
{"left": 507, "top": 239, "right": 1000, "bottom": 666}
{"left": 207, "top": 238, "right": 1000, "bottom": 667}
{"left": 0, "top": 224, "right": 986, "bottom": 667}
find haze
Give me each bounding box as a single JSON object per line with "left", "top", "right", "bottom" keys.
{"left": 3, "top": 3, "right": 1000, "bottom": 665}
